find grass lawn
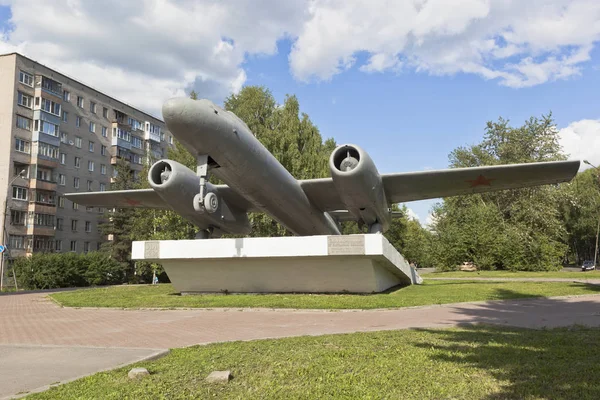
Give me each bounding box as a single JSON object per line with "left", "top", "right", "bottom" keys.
{"left": 28, "top": 325, "right": 600, "bottom": 399}
{"left": 50, "top": 280, "right": 600, "bottom": 310}
{"left": 420, "top": 270, "right": 600, "bottom": 279}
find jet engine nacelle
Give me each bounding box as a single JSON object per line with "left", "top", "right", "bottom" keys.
{"left": 329, "top": 144, "right": 391, "bottom": 232}
{"left": 148, "top": 159, "right": 251, "bottom": 235}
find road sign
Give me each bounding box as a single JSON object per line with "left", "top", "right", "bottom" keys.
{"left": 0, "top": 245, "right": 5, "bottom": 254}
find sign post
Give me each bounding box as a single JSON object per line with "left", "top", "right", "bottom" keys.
{"left": 0, "top": 244, "right": 5, "bottom": 291}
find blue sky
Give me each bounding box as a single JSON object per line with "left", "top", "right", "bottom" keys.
{"left": 1, "top": 1, "right": 599, "bottom": 223}
{"left": 242, "top": 41, "right": 600, "bottom": 221}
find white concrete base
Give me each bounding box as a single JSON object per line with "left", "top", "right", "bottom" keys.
{"left": 132, "top": 234, "right": 422, "bottom": 294}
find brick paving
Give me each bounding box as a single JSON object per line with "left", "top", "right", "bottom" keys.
{"left": 2, "top": 291, "right": 600, "bottom": 350}
{"left": 2, "top": 290, "right": 600, "bottom": 398}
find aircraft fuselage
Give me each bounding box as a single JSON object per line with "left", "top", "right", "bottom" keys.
{"left": 162, "top": 98, "right": 340, "bottom": 236}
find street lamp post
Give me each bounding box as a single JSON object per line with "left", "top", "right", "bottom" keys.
{"left": 0, "top": 171, "right": 26, "bottom": 291}
{"left": 583, "top": 160, "right": 600, "bottom": 269}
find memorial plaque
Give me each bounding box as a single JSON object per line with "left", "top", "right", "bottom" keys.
{"left": 145, "top": 241, "right": 160, "bottom": 258}
{"left": 327, "top": 235, "right": 365, "bottom": 255}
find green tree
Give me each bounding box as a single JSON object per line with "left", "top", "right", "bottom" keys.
{"left": 99, "top": 158, "right": 137, "bottom": 281}
{"left": 431, "top": 114, "right": 568, "bottom": 271}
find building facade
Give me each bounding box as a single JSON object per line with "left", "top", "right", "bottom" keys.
{"left": 0, "top": 53, "right": 173, "bottom": 260}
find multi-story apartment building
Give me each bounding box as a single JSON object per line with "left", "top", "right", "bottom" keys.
{"left": 0, "top": 52, "right": 174, "bottom": 260}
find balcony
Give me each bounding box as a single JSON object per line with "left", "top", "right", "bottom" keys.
{"left": 30, "top": 178, "right": 57, "bottom": 192}
{"left": 12, "top": 151, "right": 31, "bottom": 165}
{"left": 33, "top": 156, "right": 59, "bottom": 169}
{"left": 145, "top": 131, "right": 161, "bottom": 143}
{"left": 35, "top": 76, "right": 63, "bottom": 99}
{"left": 28, "top": 226, "right": 56, "bottom": 237}
{"left": 111, "top": 136, "right": 131, "bottom": 150}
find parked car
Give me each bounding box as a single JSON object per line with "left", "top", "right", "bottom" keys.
{"left": 581, "top": 260, "right": 596, "bottom": 271}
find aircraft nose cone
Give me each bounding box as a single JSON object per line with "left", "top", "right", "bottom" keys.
{"left": 162, "top": 97, "right": 230, "bottom": 151}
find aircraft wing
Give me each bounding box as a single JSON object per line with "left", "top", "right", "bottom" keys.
{"left": 64, "top": 186, "right": 259, "bottom": 212}
{"left": 300, "top": 160, "right": 580, "bottom": 210}
{"left": 381, "top": 160, "right": 580, "bottom": 203}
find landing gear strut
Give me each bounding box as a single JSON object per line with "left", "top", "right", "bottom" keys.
{"left": 194, "top": 154, "right": 219, "bottom": 214}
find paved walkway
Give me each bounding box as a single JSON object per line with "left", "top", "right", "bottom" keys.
{"left": 2, "top": 291, "right": 600, "bottom": 398}
{"left": 425, "top": 277, "right": 600, "bottom": 283}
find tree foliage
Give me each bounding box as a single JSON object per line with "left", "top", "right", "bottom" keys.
{"left": 430, "top": 114, "right": 569, "bottom": 271}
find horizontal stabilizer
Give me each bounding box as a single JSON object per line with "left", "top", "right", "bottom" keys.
{"left": 328, "top": 210, "right": 405, "bottom": 222}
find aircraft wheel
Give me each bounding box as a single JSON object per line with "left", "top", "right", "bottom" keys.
{"left": 193, "top": 193, "right": 205, "bottom": 213}
{"left": 204, "top": 192, "right": 219, "bottom": 213}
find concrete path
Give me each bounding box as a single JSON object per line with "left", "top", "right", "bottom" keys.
{"left": 2, "top": 291, "right": 600, "bottom": 398}
{"left": 425, "top": 277, "right": 600, "bottom": 283}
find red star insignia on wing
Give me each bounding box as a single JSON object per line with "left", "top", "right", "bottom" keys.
{"left": 466, "top": 175, "right": 496, "bottom": 188}
{"left": 124, "top": 198, "right": 142, "bottom": 206}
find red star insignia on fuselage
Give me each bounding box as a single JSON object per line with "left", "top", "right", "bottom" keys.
{"left": 124, "top": 198, "right": 142, "bottom": 206}
{"left": 466, "top": 175, "right": 496, "bottom": 188}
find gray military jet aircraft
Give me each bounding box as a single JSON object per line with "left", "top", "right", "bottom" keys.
{"left": 66, "top": 98, "right": 581, "bottom": 238}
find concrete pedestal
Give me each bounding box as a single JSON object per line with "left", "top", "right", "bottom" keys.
{"left": 132, "top": 234, "right": 422, "bottom": 294}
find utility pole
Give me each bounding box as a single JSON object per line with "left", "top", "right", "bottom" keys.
{"left": 584, "top": 160, "right": 600, "bottom": 268}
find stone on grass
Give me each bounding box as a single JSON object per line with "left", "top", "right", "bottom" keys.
{"left": 128, "top": 368, "right": 150, "bottom": 379}
{"left": 206, "top": 370, "right": 232, "bottom": 383}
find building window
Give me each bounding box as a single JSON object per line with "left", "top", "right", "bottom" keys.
{"left": 76, "top": 116, "right": 81, "bottom": 128}
{"left": 34, "top": 213, "right": 55, "bottom": 227}
{"left": 60, "top": 153, "right": 66, "bottom": 165}
{"left": 88, "top": 161, "right": 94, "bottom": 172}
{"left": 13, "top": 162, "right": 28, "bottom": 178}
{"left": 71, "top": 220, "right": 78, "bottom": 231}
{"left": 59, "top": 174, "right": 66, "bottom": 185}
{"left": 131, "top": 136, "right": 143, "bottom": 149}
{"left": 169, "top": 135, "right": 173, "bottom": 145}
{"left": 15, "top": 138, "right": 30, "bottom": 153}
{"left": 74, "top": 176, "right": 80, "bottom": 188}
{"left": 16, "top": 115, "right": 32, "bottom": 131}
{"left": 19, "top": 71, "right": 33, "bottom": 86}
{"left": 72, "top": 201, "right": 79, "bottom": 210}
{"left": 75, "top": 137, "right": 82, "bottom": 148}
{"left": 17, "top": 91, "right": 33, "bottom": 108}
{"left": 35, "top": 190, "right": 56, "bottom": 205}
{"left": 70, "top": 240, "right": 77, "bottom": 252}
{"left": 101, "top": 145, "right": 107, "bottom": 156}
{"left": 63, "top": 90, "right": 70, "bottom": 102}
{"left": 98, "top": 207, "right": 105, "bottom": 213}
{"left": 100, "top": 164, "right": 106, "bottom": 175}
{"left": 10, "top": 210, "right": 27, "bottom": 226}
{"left": 114, "top": 128, "right": 131, "bottom": 142}
{"left": 102, "top": 107, "right": 108, "bottom": 118}
{"left": 58, "top": 196, "right": 65, "bottom": 208}
{"left": 12, "top": 186, "right": 28, "bottom": 201}
{"left": 60, "top": 132, "right": 68, "bottom": 143}
{"left": 36, "top": 168, "right": 53, "bottom": 182}
{"left": 77, "top": 96, "right": 84, "bottom": 108}
{"left": 89, "top": 121, "right": 95, "bottom": 133}
{"left": 34, "top": 120, "right": 60, "bottom": 137}
{"left": 9, "top": 235, "right": 25, "bottom": 249}
{"left": 85, "top": 221, "right": 91, "bottom": 233}
{"left": 38, "top": 142, "right": 59, "bottom": 159}
{"left": 83, "top": 241, "right": 90, "bottom": 253}
{"left": 55, "top": 240, "right": 62, "bottom": 251}
{"left": 100, "top": 182, "right": 106, "bottom": 191}
{"left": 87, "top": 180, "right": 93, "bottom": 191}
{"left": 74, "top": 156, "right": 80, "bottom": 168}
{"left": 101, "top": 126, "right": 107, "bottom": 137}
{"left": 90, "top": 101, "right": 96, "bottom": 114}
{"left": 89, "top": 141, "right": 94, "bottom": 152}
{"left": 56, "top": 218, "right": 63, "bottom": 231}
{"left": 62, "top": 111, "right": 68, "bottom": 122}
{"left": 41, "top": 98, "right": 61, "bottom": 116}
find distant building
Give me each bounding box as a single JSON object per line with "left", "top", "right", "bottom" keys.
{"left": 0, "top": 52, "right": 173, "bottom": 259}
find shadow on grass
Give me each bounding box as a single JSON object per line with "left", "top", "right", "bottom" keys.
{"left": 414, "top": 290, "right": 600, "bottom": 399}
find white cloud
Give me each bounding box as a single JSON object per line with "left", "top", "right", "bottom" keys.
{"left": 559, "top": 119, "right": 600, "bottom": 170}
{"left": 0, "top": 0, "right": 307, "bottom": 116}
{"left": 405, "top": 207, "right": 420, "bottom": 222}
{"left": 289, "top": 0, "right": 600, "bottom": 87}
{"left": 1, "top": 0, "right": 599, "bottom": 119}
